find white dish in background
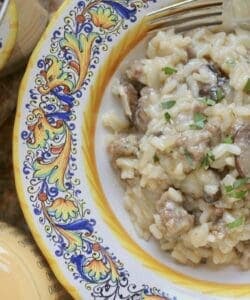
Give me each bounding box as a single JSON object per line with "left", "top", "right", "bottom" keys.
{"left": 0, "top": 0, "right": 17, "bottom": 71}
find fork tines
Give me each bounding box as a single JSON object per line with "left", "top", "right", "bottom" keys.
{"left": 146, "top": 0, "right": 223, "bottom": 32}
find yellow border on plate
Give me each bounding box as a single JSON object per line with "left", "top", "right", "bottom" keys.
{"left": 83, "top": 20, "right": 250, "bottom": 299}
{"left": 13, "top": 1, "right": 82, "bottom": 299}
{"left": 0, "top": 0, "right": 17, "bottom": 71}
{"left": 13, "top": 0, "right": 250, "bottom": 298}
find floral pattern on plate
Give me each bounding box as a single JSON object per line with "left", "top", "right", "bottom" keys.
{"left": 19, "top": 0, "right": 177, "bottom": 299}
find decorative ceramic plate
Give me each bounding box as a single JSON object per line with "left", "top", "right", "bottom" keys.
{"left": 0, "top": 0, "right": 17, "bottom": 71}
{"left": 14, "top": 1, "right": 250, "bottom": 299}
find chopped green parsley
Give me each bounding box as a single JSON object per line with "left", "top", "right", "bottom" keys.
{"left": 244, "top": 78, "right": 250, "bottom": 94}
{"left": 164, "top": 112, "right": 171, "bottom": 123}
{"left": 227, "top": 217, "right": 245, "bottom": 229}
{"left": 162, "top": 66, "right": 177, "bottom": 75}
{"left": 215, "top": 87, "right": 225, "bottom": 101}
{"left": 223, "top": 135, "right": 233, "bottom": 144}
{"left": 199, "top": 97, "right": 216, "bottom": 106}
{"left": 224, "top": 177, "right": 250, "bottom": 200}
{"left": 232, "top": 177, "right": 250, "bottom": 189}
{"left": 201, "top": 150, "right": 215, "bottom": 169}
{"left": 190, "top": 112, "right": 207, "bottom": 130}
{"left": 161, "top": 100, "right": 176, "bottom": 110}
{"left": 153, "top": 154, "right": 160, "bottom": 163}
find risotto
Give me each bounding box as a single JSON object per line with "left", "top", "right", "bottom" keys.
{"left": 104, "top": 28, "right": 250, "bottom": 268}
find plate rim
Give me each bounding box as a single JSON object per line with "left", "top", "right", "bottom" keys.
{"left": 13, "top": 1, "right": 81, "bottom": 299}
{"left": 13, "top": 0, "right": 250, "bottom": 299}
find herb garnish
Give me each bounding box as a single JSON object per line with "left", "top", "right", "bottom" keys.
{"left": 226, "top": 189, "right": 248, "bottom": 199}
{"left": 189, "top": 112, "right": 207, "bottom": 130}
{"left": 199, "top": 97, "right": 216, "bottom": 106}
{"left": 161, "top": 100, "right": 176, "bottom": 110}
{"left": 227, "top": 217, "right": 245, "bottom": 229}
{"left": 215, "top": 87, "right": 225, "bottom": 101}
{"left": 162, "top": 66, "right": 177, "bottom": 75}
{"left": 224, "top": 177, "right": 250, "bottom": 200}
{"left": 164, "top": 112, "right": 171, "bottom": 123}
{"left": 153, "top": 154, "right": 159, "bottom": 163}
{"left": 201, "top": 150, "right": 215, "bottom": 169}
{"left": 232, "top": 178, "right": 250, "bottom": 189}
{"left": 223, "top": 135, "right": 233, "bottom": 144}
{"left": 244, "top": 78, "right": 250, "bottom": 94}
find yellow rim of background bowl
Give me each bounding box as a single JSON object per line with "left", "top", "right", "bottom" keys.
{"left": 0, "top": 0, "right": 17, "bottom": 72}
{"left": 13, "top": 0, "right": 250, "bottom": 299}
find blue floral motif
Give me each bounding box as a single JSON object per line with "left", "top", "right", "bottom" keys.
{"left": 21, "top": 0, "right": 178, "bottom": 299}
{"left": 102, "top": 0, "right": 137, "bottom": 19}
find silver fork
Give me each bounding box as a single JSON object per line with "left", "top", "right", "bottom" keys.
{"left": 145, "top": 0, "right": 223, "bottom": 33}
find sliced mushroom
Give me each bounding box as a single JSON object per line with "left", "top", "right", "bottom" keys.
{"left": 115, "top": 81, "right": 138, "bottom": 121}
{"left": 203, "top": 189, "right": 222, "bottom": 203}
{"left": 115, "top": 79, "right": 151, "bottom": 132}
{"left": 129, "top": 79, "right": 146, "bottom": 94}
{"left": 199, "top": 63, "right": 231, "bottom": 101}
{"left": 235, "top": 124, "right": 250, "bottom": 177}
{"left": 132, "top": 94, "right": 151, "bottom": 132}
